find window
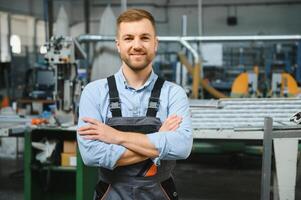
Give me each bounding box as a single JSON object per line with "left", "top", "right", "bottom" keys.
{"left": 40, "top": 45, "right": 47, "bottom": 54}
{"left": 10, "top": 34, "right": 21, "bottom": 54}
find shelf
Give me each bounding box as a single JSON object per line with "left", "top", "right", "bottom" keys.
{"left": 31, "top": 165, "right": 76, "bottom": 172}
{"left": 25, "top": 128, "right": 98, "bottom": 200}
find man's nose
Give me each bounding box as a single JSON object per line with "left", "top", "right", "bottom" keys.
{"left": 132, "top": 38, "right": 143, "bottom": 49}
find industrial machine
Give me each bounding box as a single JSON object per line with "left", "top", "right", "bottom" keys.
{"left": 44, "top": 36, "right": 86, "bottom": 125}
{"left": 231, "top": 71, "right": 300, "bottom": 98}
{"left": 23, "top": 65, "right": 55, "bottom": 100}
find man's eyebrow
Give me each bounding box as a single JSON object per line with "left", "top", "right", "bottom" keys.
{"left": 121, "top": 33, "right": 152, "bottom": 39}
{"left": 122, "top": 34, "right": 133, "bottom": 38}
{"left": 141, "top": 33, "right": 151, "bottom": 37}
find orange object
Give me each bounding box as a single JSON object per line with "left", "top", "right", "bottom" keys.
{"left": 1, "top": 96, "right": 9, "bottom": 108}
{"left": 281, "top": 73, "right": 300, "bottom": 96}
{"left": 61, "top": 153, "right": 77, "bottom": 167}
{"left": 144, "top": 164, "right": 157, "bottom": 177}
{"left": 253, "top": 65, "right": 259, "bottom": 75}
{"left": 231, "top": 72, "right": 249, "bottom": 97}
{"left": 31, "top": 118, "right": 48, "bottom": 125}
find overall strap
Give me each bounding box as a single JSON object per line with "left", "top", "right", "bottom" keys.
{"left": 107, "top": 75, "right": 122, "bottom": 117}
{"left": 146, "top": 77, "right": 165, "bottom": 117}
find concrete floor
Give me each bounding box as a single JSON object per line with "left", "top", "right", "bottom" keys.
{"left": 0, "top": 153, "right": 300, "bottom": 200}
{"left": 175, "top": 154, "right": 262, "bottom": 200}
{"left": 0, "top": 157, "right": 23, "bottom": 200}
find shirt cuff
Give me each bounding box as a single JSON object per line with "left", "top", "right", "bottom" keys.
{"left": 147, "top": 132, "right": 169, "bottom": 166}
{"left": 106, "top": 144, "right": 126, "bottom": 170}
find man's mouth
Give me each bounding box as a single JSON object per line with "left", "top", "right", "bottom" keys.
{"left": 130, "top": 53, "right": 145, "bottom": 56}
{"left": 130, "top": 53, "right": 146, "bottom": 59}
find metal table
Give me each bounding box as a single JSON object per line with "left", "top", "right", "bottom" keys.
{"left": 191, "top": 98, "right": 301, "bottom": 200}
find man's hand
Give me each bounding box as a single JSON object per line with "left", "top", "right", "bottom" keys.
{"left": 78, "top": 117, "right": 122, "bottom": 144}
{"left": 159, "top": 115, "right": 182, "bottom": 132}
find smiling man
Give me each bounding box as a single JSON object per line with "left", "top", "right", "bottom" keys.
{"left": 77, "top": 9, "right": 192, "bottom": 200}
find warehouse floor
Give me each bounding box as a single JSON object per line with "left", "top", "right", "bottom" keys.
{"left": 0, "top": 153, "right": 300, "bottom": 200}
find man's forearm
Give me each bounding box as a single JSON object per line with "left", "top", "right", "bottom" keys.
{"left": 118, "top": 132, "right": 159, "bottom": 158}
{"left": 116, "top": 149, "right": 149, "bottom": 166}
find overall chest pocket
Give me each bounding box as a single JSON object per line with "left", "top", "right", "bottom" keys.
{"left": 106, "top": 116, "right": 162, "bottom": 134}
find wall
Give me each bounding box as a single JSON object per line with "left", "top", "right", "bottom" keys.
{"left": 202, "top": 4, "right": 301, "bottom": 35}
{"left": 0, "top": 0, "right": 300, "bottom": 37}
{"left": 85, "top": 0, "right": 301, "bottom": 36}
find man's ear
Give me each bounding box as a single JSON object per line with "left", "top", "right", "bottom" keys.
{"left": 155, "top": 37, "right": 159, "bottom": 52}
{"left": 115, "top": 39, "right": 120, "bottom": 52}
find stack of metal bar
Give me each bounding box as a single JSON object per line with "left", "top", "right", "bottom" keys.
{"left": 190, "top": 98, "right": 301, "bottom": 133}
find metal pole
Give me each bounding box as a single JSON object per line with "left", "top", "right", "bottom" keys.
{"left": 83, "top": 0, "right": 90, "bottom": 82}
{"left": 261, "top": 117, "right": 273, "bottom": 200}
{"left": 184, "top": 35, "right": 301, "bottom": 41}
{"left": 84, "top": 0, "right": 90, "bottom": 34}
{"left": 179, "top": 38, "right": 199, "bottom": 63}
{"left": 121, "top": 0, "right": 127, "bottom": 12}
{"left": 296, "top": 41, "right": 301, "bottom": 84}
{"left": 78, "top": 34, "right": 301, "bottom": 43}
{"left": 182, "top": 15, "right": 187, "bottom": 37}
{"left": 198, "top": 0, "right": 202, "bottom": 36}
{"left": 47, "top": 0, "right": 53, "bottom": 39}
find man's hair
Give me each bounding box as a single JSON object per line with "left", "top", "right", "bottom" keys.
{"left": 116, "top": 8, "right": 156, "bottom": 35}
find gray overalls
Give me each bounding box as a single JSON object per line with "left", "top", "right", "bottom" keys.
{"left": 94, "top": 75, "right": 178, "bottom": 200}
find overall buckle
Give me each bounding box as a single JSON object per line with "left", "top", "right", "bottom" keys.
{"left": 148, "top": 97, "right": 160, "bottom": 110}
{"left": 109, "top": 98, "right": 121, "bottom": 110}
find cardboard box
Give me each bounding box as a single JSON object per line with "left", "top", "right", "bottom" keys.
{"left": 63, "top": 140, "right": 77, "bottom": 153}
{"left": 61, "top": 153, "right": 77, "bottom": 167}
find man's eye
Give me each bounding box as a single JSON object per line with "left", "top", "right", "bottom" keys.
{"left": 124, "top": 38, "right": 132, "bottom": 41}
{"left": 142, "top": 37, "right": 150, "bottom": 41}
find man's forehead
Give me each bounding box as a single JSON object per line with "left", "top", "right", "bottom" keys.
{"left": 118, "top": 19, "right": 156, "bottom": 36}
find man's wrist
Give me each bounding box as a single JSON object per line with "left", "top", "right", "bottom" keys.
{"left": 115, "top": 130, "right": 126, "bottom": 145}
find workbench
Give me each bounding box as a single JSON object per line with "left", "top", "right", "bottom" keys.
{"left": 194, "top": 123, "right": 301, "bottom": 200}
{"left": 191, "top": 98, "right": 301, "bottom": 200}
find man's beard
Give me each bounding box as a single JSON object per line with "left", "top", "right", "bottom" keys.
{"left": 121, "top": 54, "right": 153, "bottom": 72}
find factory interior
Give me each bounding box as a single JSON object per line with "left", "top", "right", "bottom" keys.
{"left": 1, "top": 0, "right": 301, "bottom": 199}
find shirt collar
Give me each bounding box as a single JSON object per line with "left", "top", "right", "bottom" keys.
{"left": 116, "top": 67, "right": 157, "bottom": 91}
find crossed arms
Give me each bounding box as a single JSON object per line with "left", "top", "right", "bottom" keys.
{"left": 78, "top": 115, "right": 182, "bottom": 167}
{"left": 77, "top": 83, "right": 192, "bottom": 170}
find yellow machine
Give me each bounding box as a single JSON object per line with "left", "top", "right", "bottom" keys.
{"left": 231, "top": 72, "right": 257, "bottom": 97}
{"left": 231, "top": 71, "right": 300, "bottom": 97}
{"left": 275, "top": 73, "right": 300, "bottom": 97}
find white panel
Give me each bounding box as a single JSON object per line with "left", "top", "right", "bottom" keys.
{"left": 0, "top": 12, "right": 10, "bottom": 62}
{"left": 274, "top": 138, "right": 298, "bottom": 200}
{"left": 201, "top": 43, "right": 223, "bottom": 66}
{"left": 36, "top": 20, "right": 46, "bottom": 46}
{"left": 26, "top": 17, "right": 35, "bottom": 52}
{"left": 91, "top": 5, "right": 121, "bottom": 80}
{"left": 54, "top": 5, "right": 70, "bottom": 37}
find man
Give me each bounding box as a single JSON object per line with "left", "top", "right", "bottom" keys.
{"left": 77, "top": 8, "right": 192, "bottom": 200}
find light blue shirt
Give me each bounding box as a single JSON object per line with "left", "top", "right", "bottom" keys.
{"left": 77, "top": 68, "right": 192, "bottom": 170}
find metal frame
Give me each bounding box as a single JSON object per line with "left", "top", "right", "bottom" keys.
{"left": 77, "top": 34, "right": 301, "bottom": 98}
{"left": 77, "top": 34, "right": 301, "bottom": 64}
{"left": 261, "top": 117, "right": 301, "bottom": 200}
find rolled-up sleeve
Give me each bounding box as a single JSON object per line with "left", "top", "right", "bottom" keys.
{"left": 147, "top": 85, "right": 193, "bottom": 165}
{"left": 77, "top": 85, "right": 126, "bottom": 170}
